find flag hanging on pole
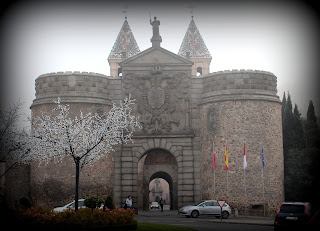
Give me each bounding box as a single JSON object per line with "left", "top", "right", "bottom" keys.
{"left": 212, "top": 142, "right": 216, "bottom": 172}
{"left": 261, "top": 144, "right": 265, "bottom": 169}
{"left": 225, "top": 143, "right": 229, "bottom": 171}
{"left": 243, "top": 143, "right": 247, "bottom": 169}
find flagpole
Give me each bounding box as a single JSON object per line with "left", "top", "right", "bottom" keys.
{"left": 244, "top": 143, "right": 247, "bottom": 214}
{"left": 261, "top": 143, "right": 266, "bottom": 217}
{"left": 244, "top": 167, "right": 247, "bottom": 214}
{"left": 227, "top": 170, "right": 229, "bottom": 202}
{"left": 226, "top": 141, "right": 229, "bottom": 202}
{"left": 262, "top": 164, "right": 265, "bottom": 216}
{"left": 244, "top": 167, "right": 246, "bottom": 198}
{"left": 213, "top": 141, "right": 216, "bottom": 200}
{"left": 214, "top": 169, "right": 216, "bottom": 200}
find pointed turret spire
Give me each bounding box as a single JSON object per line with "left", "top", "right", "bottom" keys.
{"left": 178, "top": 17, "right": 212, "bottom": 76}
{"left": 108, "top": 18, "right": 140, "bottom": 60}
{"left": 178, "top": 18, "right": 211, "bottom": 59}
{"left": 108, "top": 17, "right": 140, "bottom": 76}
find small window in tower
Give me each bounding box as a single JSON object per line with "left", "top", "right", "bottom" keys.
{"left": 118, "top": 67, "right": 122, "bottom": 76}
{"left": 197, "top": 67, "right": 202, "bottom": 76}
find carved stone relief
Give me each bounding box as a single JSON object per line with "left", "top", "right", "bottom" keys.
{"left": 123, "top": 71, "right": 190, "bottom": 134}
{"left": 207, "top": 107, "right": 219, "bottom": 133}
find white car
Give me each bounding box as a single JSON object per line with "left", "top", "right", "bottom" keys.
{"left": 179, "top": 200, "right": 231, "bottom": 218}
{"left": 53, "top": 199, "right": 86, "bottom": 212}
{"left": 150, "top": 202, "right": 160, "bottom": 209}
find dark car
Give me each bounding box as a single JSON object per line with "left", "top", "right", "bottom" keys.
{"left": 274, "top": 202, "right": 311, "bottom": 230}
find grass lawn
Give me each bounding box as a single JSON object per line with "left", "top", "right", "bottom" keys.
{"left": 137, "top": 222, "right": 197, "bottom": 231}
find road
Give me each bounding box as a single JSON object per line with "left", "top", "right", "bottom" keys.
{"left": 135, "top": 207, "right": 274, "bottom": 231}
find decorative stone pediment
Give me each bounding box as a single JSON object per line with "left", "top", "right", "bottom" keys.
{"left": 120, "top": 46, "right": 193, "bottom": 66}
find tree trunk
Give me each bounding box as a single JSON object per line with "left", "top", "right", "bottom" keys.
{"left": 75, "top": 157, "right": 80, "bottom": 211}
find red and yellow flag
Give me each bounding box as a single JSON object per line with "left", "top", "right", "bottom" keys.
{"left": 225, "top": 144, "right": 229, "bottom": 171}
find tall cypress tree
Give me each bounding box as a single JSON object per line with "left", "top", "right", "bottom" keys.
{"left": 282, "top": 92, "right": 295, "bottom": 159}
{"left": 304, "top": 100, "right": 320, "bottom": 209}
{"left": 282, "top": 92, "right": 307, "bottom": 201}
{"left": 305, "top": 100, "right": 320, "bottom": 148}
{"left": 293, "top": 104, "right": 305, "bottom": 148}
{"left": 282, "top": 92, "right": 287, "bottom": 118}
{"left": 307, "top": 100, "right": 317, "bottom": 124}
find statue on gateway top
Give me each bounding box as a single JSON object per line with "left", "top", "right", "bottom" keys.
{"left": 150, "top": 16, "right": 162, "bottom": 47}
{"left": 150, "top": 16, "right": 160, "bottom": 38}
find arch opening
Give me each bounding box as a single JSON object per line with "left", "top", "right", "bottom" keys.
{"left": 137, "top": 149, "right": 178, "bottom": 211}
{"left": 196, "top": 66, "right": 202, "bottom": 76}
{"left": 149, "top": 178, "right": 170, "bottom": 205}
{"left": 148, "top": 172, "right": 173, "bottom": 210}
{"left": 118, "top": 67, "right": 122, "bottom": 76}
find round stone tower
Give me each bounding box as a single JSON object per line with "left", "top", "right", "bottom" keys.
{"left": 199, "top": 69, "right": 284, "bottom": 215}
{"left": 30, "top": 71, "right": 116, "bottom": 206}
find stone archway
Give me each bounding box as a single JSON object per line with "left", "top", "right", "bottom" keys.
{"left": 138, "top": 149, "right": 178, "bottom": 211}
{"left": 148, "top": 171, "right": 174, "bottom": 210}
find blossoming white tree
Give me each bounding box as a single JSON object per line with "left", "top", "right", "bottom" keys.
{"left": 31, "top": 96, "right": 140, "bottom": 210}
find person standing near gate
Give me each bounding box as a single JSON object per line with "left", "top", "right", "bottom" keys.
{"left": 125, "top": 195, "right": 132, "bottom": 209}
{"left": 159, "top": 197, "right": 164, "bottom": 212}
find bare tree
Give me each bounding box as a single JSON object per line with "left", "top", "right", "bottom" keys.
{"left": 30, "top": 96, "right": 139, "bottom": 211}
{"left": 0, "top": 101, "right": 33, "bottom": 179}
{"left": 0, "top": 101, "right": 23, "bottom": 158}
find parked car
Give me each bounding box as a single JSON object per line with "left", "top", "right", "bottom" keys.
{"left": 274, "top": 202, "right": 312, "bottom": 230}
{"left": 150, "top": 202, "right": 160, "bottom": 209}
{"left": 53, "top": 199, "right": 86, "bottom": 212}
{"left": 307, "top": 209, "right": 320, "bottom": 231}
{"left": 179, "top": 200, "right": 231, "bottom": 218}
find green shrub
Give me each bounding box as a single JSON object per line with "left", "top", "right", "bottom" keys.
{"left": 19, "top": 196, "right": 32, "bottom": 209}
{"left": 105, "top": 195, "right": 115, "bottom": 210}
{"left": 11, "top": 207, "right": 136, "bottom": 227}
{"left": 13, "top": 206, "right": 54, "bottom": 224}
{"left": 84, "top": 196, "right": 104, "bottom": 214}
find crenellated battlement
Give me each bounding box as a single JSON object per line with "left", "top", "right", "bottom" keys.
{"left": 38, "top": 71, "right": 109, "bottom": 79}
{"left": 31, "top": 72, "right": 120, "bottom": 108}
{"left": 203, "top": 69, "right": 275, "bottom": 75}
{"left": 198, "top": 69, "right": 280, "bottom": 104}
{"left": 35, "top": 72, "right": 110, "bottom": 98}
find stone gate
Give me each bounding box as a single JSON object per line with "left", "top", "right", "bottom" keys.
{"left": 7, "top": 16, "right": 285, "bottom": 216}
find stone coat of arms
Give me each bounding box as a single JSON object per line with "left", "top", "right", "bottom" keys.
{"left": 123, "top": 71, "right": 190, "bottom": 134}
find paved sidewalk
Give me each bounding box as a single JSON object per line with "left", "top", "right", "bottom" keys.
{"left": 136, "top": 210, "right": 274, "bottom": 226}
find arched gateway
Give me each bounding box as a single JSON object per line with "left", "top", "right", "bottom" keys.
{"left": 24, "top": 16, "right": 284, "bottom": 217}
{"left": 113, "top": 135, "right": 198, "bottom": 212}
{"left": 138, "top": 149, "right": 178, "bottom": 210}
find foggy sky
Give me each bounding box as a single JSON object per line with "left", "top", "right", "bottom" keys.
{"left": 1, "top": 0, "right": 319, "bottom": 126}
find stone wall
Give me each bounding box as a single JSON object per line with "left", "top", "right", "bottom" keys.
{"left": 4, "top": 163, "right": 30, "bottom": 207}
{"left": 30, "top": 154, "right": 114, "bottom": 208}
{"left": 5, "top": 54, "right": 284, "bottom": 217}
{"left": 29, "top": 101, "right": 115, "bottom": 207}
{"left": 199, "top": 70, "right": 284, "bottom": 216}
{"left": 33, "top": 72, "right": 111, "bottom": 106}
{"left": 114, "top": 136, "right": 197, "bottom": 210}
{"left": 29, "top": 73, "right": 117, "bottom": 207}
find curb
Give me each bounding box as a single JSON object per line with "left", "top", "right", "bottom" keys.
{"left": 209, "top": 218, "right": 274, "bottom": 226}
{"left": 137, "top": 212, "right": 179, "bottom": 217}
{"left": 136, "top": 212, "right": 275, "bottom": 226}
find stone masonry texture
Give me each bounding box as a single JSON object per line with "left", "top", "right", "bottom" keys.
{"left": 5, "top": 49, "right": 284, "bottom": 217}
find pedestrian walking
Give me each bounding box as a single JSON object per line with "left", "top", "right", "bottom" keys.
{"left": 159, "top": 197, "right": 164, "bottom": 212}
